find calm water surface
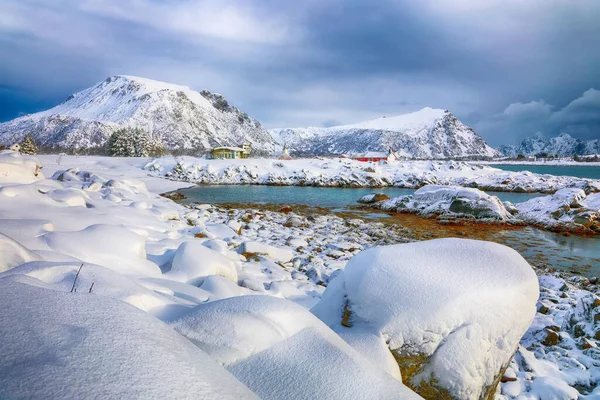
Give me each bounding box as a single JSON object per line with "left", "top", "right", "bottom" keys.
{"left": 177, "top": 184, "right": 600, "bottom": 277}
{"left": 177, "top": 185, "right": 541, "bottom": 207}
{"left": 490, "top": 164, "right": 600, "bottom": 179}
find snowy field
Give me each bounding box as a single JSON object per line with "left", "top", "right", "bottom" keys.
{"left": 145, "top": 156, "right": 600, "bottom": 193}
{"left": 1, "top": 151, "right": 600, "bottom": 399}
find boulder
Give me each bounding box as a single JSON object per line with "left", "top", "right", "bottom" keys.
{"left": 312, "top": 238, "right": 539, "bottom": 400}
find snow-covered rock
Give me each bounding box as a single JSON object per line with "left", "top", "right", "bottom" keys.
{"left": 0, "top": 75, "right": 276, "bottom": 153}
{"left": 239, "top": 241, "right": 294, "bottom": 263}
{"left": 171, "top": 295, "right": 421, "bottom": 399}
{"left": 312, "top": 239, "right": 539, "bottom": 399}
{"left": 0, "top": 279, "right": 258, "bottom": 399}
{"left": 516, "top": 188, "right": 600, "bottom": 232}
{"left": 271, "top": 108, "right": 500, "bottom": 159}
{"left": 0, "top": 150, "right": 44, "bottom": 184}
{"left": 167, "top": 240, "right": 239, "bottom": 286}
{"left": 374, "top": 185, "right": 513, "bottom": 220}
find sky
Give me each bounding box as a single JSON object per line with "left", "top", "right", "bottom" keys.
{"left": 0, "top": 0, "right": 599, "bottom": 146}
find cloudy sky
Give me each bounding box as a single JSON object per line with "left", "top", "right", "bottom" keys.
{"left": 0, "top": 0, "right": 599, "bottom": 146}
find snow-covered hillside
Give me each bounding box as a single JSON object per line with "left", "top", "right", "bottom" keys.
{"left": 0, "top": 76, "right": 277, "bottom": 154}
{"left": 499, "top": 133, "right": 600, "bottom": 157}
{"left": 270, "top": 108, "right": 501, "bottom": 159}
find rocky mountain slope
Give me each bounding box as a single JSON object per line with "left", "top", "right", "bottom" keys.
{"left": 0, "top": 75, "right": 277, "bottom": 154}
{"left": 270, "top": 108, "right": 501, "bottom": 159}
{"left": 499, "top": 132, "right": 600, "bottom": 157}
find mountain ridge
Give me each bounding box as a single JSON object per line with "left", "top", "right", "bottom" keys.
{"left": 0, "top": 75, "right": 277, "bottom": 154}
{"left": 270, "top": 108, "right": 500, "bottom": 159}
{"left": 498, "top": 133, "right": 600, "bottom": 157}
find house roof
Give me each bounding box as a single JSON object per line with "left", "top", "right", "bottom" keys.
{"left": 213, "top": 146, "right": 245, "bottom": 152}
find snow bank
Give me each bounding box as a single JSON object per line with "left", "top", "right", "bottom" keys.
{"left": 312, "top": 238, "right": 539, "bottom": 399}
{"left": 0, "top": 279, "right": 257, "bottom": 399}
{"left": 171, "top": 295, "right": 420, "bottom": 399}
{"left": 144, "top": 156, "right": 600, "bottom": 194}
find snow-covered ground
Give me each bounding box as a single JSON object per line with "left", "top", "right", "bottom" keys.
{"left": 1, "top": 150, "right": 600, "bottom": 399}
{"left": 145, "top": 156, "right": 600, "bottom": 194}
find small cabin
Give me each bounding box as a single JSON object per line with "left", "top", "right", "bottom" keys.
{"left": 277, "top": 145, "right": 293, "bottom": 160}
{"left": 346, "top": 151, "right": 396, "bottom": 163}
{"left": 9, "top": 143, "right": 20, "bottom": 152}
{"left": 212, "top": 143, "right": 251, "bottom": 159}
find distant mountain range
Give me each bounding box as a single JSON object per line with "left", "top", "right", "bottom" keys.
{"left": 498, "top": 133, "right": 600, "bottom": 157}
{"left": 270, "top": 108, "right": 500, "bottom": 159}
{"left": 0, "top": 75, "right": 277, "bottom": 153}
{"left": 0, "top": 76, "right": 500, "bottom": 159}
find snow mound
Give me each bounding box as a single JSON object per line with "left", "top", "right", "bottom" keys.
{"left": 171, "top": 295, "right": 420, "bottom": 400}
{"left": 43, "top": 224, "right": 161, "bottom": 277}
{"left": 0, "top": 279, "right": 258, "bottom": 399}
{"left": 0, "top": 233, "right": 41, "bottom": 272}
{"left": 167, "top": 240, "right": 238, "bottom": 285}
{"left": 312, "top": 238, "right": 539, "bottom": 399}
{"left": 0, "top": 150, "right": 44, "bottom": 184}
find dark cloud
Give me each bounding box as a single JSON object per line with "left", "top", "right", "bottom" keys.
{"left": 0, "top": 0, "right": 599, "bottom": 146}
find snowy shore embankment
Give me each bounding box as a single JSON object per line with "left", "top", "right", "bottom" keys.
{"left": 1, "top": 150, "right": 600, "bottom": 399}
{"left": 144, "top": 156, "right": 600, "bottom": 194}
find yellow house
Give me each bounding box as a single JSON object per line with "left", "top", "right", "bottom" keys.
{"left": 212, "top": 143, "right": 251, "bottom": 159}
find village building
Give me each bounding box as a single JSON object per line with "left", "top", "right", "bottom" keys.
{"left": 212, "top": 143, "right": 251, "bottom": 159}
{"left": 9, "top": 143, "right": 21, "bottom": 152}
{"left": 340, "top": 150, "right": 397, "bottom": 163}
{"left": 277, "top": 144, "right": 293, "bottom": 160}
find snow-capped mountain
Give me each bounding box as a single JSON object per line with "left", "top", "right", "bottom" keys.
{"left": 0, "top": 75, "right": 277, "bottom": 153}
{"left": 499, "top": 133, "right": 600, "bottom": 157}
{"left": 270, "top": 108, "right": 500, "bottom": 159}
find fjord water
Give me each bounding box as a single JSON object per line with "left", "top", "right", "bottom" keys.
{"left": 176, "top": 184, "right": 541, "bottom": 208}
{"left": 490, "top": 164, "right": 600, "bottom": 179}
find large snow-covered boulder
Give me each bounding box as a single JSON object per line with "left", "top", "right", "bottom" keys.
{"left": 0, "top": 279, "right": 258, "bottom": 399}
{"left": 167, "top": 240, "right": 238, "bottom": 285}
{"left": 171, "top": 295, "right": 421, "bottom": 400}
{"left": 0, "top": 150, "right": 44, "bottom": 184}
{"left": 377, "top": 185, "right": 512, "bottom": 220}
{"left": 312, "top": 238, "right": 539, "bottom": 400}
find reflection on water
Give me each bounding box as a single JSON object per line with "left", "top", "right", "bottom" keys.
{"left": 176, "top": 184, "right": 600, "bottom": 277}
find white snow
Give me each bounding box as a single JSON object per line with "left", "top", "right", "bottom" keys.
{"left": 171, "top": 295, "right": 421, "bottom": 400}
{"left": 145, "top": 156, "right": 600, "bottom": 194}
{"left": 0, "top": 278, "right": 258, "bottom": 399}
{"left": 313, "top": 238, "right": 539, "bottom": 399}
{"left": 1, "top": 150, "right": 597, "bottom": 399}
{"left": 167, "top": 240, "right": 238, "bottom": 285}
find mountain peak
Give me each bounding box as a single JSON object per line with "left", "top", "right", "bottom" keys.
{"left": 0, "top": 75, "right": 275, "bottom": 153}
